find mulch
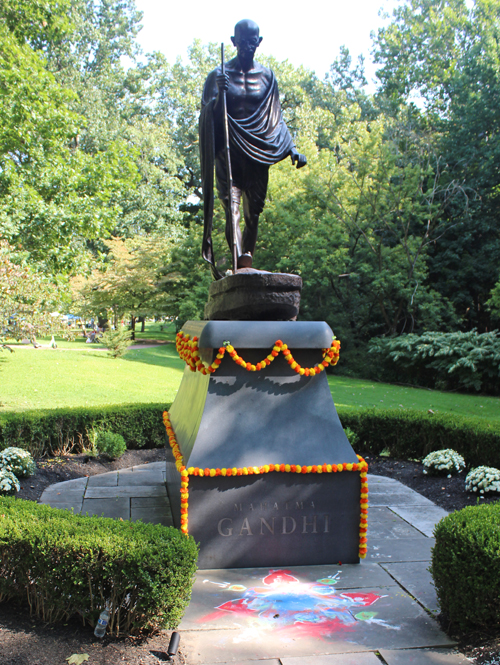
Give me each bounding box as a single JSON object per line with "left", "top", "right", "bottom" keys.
{"left": 1, "top": 448, "right": 499, "bottom": 664}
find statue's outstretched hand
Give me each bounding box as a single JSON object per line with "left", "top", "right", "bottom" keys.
{"left": 290, "top": 148, "right": 307, "bottom": 168}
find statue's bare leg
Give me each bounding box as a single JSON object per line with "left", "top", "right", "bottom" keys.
{"left": 241, "top": 167, "right": 268, "bottom": 260}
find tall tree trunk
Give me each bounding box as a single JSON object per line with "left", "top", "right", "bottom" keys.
{"left": 130, "top": 316, "right": 136, "bottom": 340}
{"left": 139, "top": 316, "right": 146, "bottom": 332}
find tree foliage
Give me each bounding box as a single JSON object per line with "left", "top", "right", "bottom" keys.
{"left": 1, "top": 0, "right": 499, "bottom": 379}
{"left": 0, "top": 242, "right": 72, "bottom": 348}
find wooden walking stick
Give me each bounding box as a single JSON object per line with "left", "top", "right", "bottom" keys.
{"left": 221, "top": 43, "right": 238, "bottom": 273}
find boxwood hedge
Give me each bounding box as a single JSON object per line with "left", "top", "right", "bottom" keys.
{"left": 430, "top": 502, "right": 500, "bottom": 631}
{"left": 0, "top": 497, "right": 198, "bottom": 634}
{"left": 1, "top": 403, "right": 498, "bottom": 469}
{"left": 337, "top": 407, "right": 500, "bottom": 467}
{"left": 0, "top": 403, "right": 170, "bottom": 457}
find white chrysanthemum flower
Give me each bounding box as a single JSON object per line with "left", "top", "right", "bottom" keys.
{"left": 422, "top": 449, "right": 466, "bottom": 477}
{"left": 0, "top": 447, "right": 36, "bottom": 478}
{"left": 0, "top": 469, "right": 21, "bottom": 495}
{"left": 465, "top": 466, "right": 500, "bottom": 494}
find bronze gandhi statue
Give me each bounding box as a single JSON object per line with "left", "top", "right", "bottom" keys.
{"left": 199, "top": 19, "right": 307, "bottom": 279}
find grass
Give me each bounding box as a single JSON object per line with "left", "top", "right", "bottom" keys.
{"left": 1, "top": 324, "right": 499, "bottom": 420}
{"left": 327, "top": 375, "right": 500, "bottom": 422}
{"left": 0, "top": 345, "right": 184, "bottom": 411}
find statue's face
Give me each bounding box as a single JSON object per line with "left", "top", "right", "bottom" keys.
{"left": 232, "top": 23, "right": 262, "bottom": 62}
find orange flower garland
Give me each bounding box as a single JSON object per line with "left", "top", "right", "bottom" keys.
{"left": 163, "top": 411, "right": 368, "bottom": 558}
{"left": 176, "top": 332, "right": 341, "bottom": 377}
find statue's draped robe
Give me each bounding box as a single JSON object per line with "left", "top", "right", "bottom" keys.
{"left": 199, "top": 67, "right": 294, "bottom": 272}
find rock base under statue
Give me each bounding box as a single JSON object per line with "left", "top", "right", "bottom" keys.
{"left": 167, "top": 320, "right": 364, "bottom": 569}
{"left": 204, "top": 271, "right": 302, "bottom": 321}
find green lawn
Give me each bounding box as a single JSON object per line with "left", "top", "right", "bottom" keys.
{"left": 0, "top": 345, "right": 184, "bottom": 411}
{"left": 1, "top": 338, "right": 499, "bottom": 420}
{"left": 327, "top": 375, "right": 500, "bottom": 422}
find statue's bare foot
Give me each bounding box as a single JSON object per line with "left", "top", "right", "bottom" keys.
{"left": 237, "top": 252, "right": 253, "bottom": 268}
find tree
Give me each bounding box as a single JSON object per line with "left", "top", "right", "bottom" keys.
{"left": 0, "top": 1, "right": 143, "bottom": 274}
{"left": 373, "top": 0, "right": 500, "bottom": 331}
{"left": 71, "top": 235, "right": 180, "bottom": 336}
{"left": 255, "top": 101, "right": 465, "bottom": 356}
{"left": 0, "top": 241, "right": 73, "bottom": 348}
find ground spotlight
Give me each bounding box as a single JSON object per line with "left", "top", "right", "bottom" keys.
{"left": 166, "top": 631, "right": 180, "bottom": 661}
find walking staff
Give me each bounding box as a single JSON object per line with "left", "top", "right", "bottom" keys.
{"left": 221, "top": 43, "right": 238, "bottom": 274}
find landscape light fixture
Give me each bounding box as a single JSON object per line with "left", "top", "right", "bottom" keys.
{"left": 166, "top": 631, "right": 180, "bottom": 661}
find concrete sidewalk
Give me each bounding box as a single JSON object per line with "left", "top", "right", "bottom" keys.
{"left": 40, "top": 467, "right": 469, "bottom": 665}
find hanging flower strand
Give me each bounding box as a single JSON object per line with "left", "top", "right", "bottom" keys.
{"left": 176, "top": 332, "right": 340, "bottom": 377}
{"left": 162, "top": 411, "right": 368, "bottom": 558}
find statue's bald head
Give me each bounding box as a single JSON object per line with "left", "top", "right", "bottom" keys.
{"left": 231, "top": 19, "right": 262, "bottom": 61}
{"left": 234, "top": 19, "right": 260, "bottom": 39}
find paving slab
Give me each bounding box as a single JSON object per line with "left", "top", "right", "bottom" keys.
{"left": 368, "top": 507, "right": 408, "bottom": 521}
{"left": 81, "top": 497, "right": 130, "bottom": 519}
{"left": 130, "top": 496, "right": 173, "bottom": 526}
{"left": 84, "top": 485, "right": 166, "bottom": 498}
{"left": 367, "top": 538, "right": 435, "bottom": 563}
{"left": 368, "top": 518, "right": 426, "bottom": 540}
{"left": 389, "top": 506, "right": 449, "bottom": 538}
{"left": 381, "top": 562, "right": 439, "bottom": 614}
{"left": 368, "top": 475, "right": 401, "bottom": 486}
{"left": 369, "top": 489, "right": 435, "bottom": 507}
{"left": 130, "top": 495, "right": 171, "bottom": 508}
{"left": 131, "top": 461, "right": 165, "bottom": 470}
{"left": 42, "top": 477, "right": 88, "bottom": 490}
{"left": 40, "top": 499, "right": 84, "bottom": 512}
{"left": 40, "top": 487, "right": 87, "bottom": 504}
{"left": 280, "top": 653, "right": 382, "bottom": 665}
{"left": 117, "top": 468, "right": 165, "bottom": 485}
{"left": 379, "top": 648, "right": 470, "bottom": 664}
{"left": 87, "top": 472, "right": 118, "bottom": 487}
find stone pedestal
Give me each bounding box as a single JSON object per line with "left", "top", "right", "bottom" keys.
{"left": 204, "top": 272, "right": 302, "bottom": 321}
{"left": 167, "top": 320, "right": 361, "bottom": 569}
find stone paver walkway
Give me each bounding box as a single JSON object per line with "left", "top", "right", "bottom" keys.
{"left": 40, "top": 469, "right": 469, "bottom": 665}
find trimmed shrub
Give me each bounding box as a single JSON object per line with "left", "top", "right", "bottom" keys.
{"left": 0, "top": 497, "right": 198, "bottom": 633}
{"left": 101, "top": 326, "right": 133, "bottom": 358}
{"left": 96, "top": 431, "right": 127, "bottom": 459}
{"left": 337, "top": 407, "right": 500, "bottom": 468}
{"left": 0, "top": 447, "right": 36, "bottom": 477}
{"left": 431, "top": 503, "right": 500, "bottom": 631}
{"left": 0, "top": 403, "right": 170, "bottom": 457}
{"left": 465, "top": 466, "right": 500, "bottom": 494}
{"left": 0, "top": 469, "right": 20, "bottom": 496}
{"left": 422, "top": 449, "right": 465, "bottom": 477}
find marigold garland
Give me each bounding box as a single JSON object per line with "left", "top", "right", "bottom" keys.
{"left": 176, "top": 332, "right": 341, "bottom": 376}
{"left": 163, "top": 411, "right": 368, "bottom": 558}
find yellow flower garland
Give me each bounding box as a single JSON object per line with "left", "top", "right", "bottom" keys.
{"left": 176, "top": 332, "right": 341, "bottom": 376}
{"left": 163, "top": 411, "right": 368, "bottom": 558}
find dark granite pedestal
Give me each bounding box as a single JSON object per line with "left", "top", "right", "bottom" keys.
{"left": 167, "top": 320, "right": 361, "bottom": 569}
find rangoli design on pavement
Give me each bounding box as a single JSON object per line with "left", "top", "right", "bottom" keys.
{"left": 201, "top": 569, "right": 394, "bottom": 640}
